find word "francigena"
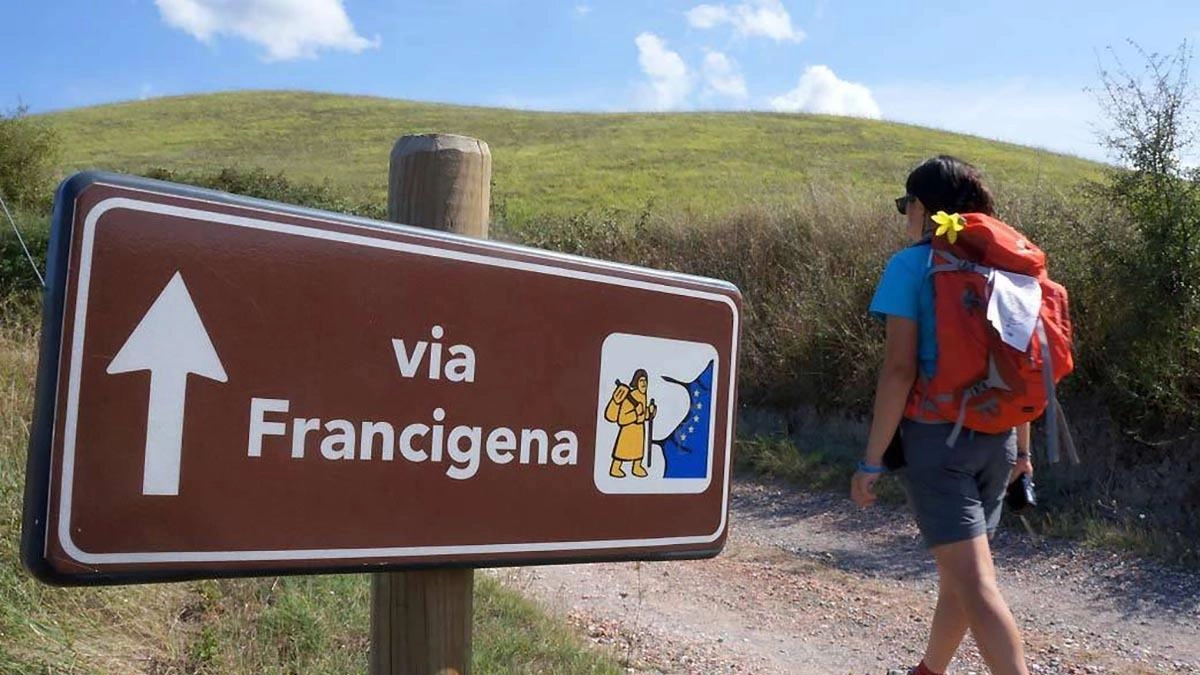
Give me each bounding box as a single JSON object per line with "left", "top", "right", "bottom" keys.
{"left": 247, "top": 398, "right": 579, "bottom": 481}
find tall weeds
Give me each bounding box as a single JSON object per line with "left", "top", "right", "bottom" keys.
{"left": 4, "top": 167, "right": 1198, "bottom": 551}
{"left": 501, "top": 180, "right": 1200, "bottom": 549}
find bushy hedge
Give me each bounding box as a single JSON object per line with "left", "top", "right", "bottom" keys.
{"left": 4, "top": 166, "right": 1195, "bottom": 441}
{"left": 3, "top": 164, "right": 1199, "bottom": 544}
{"left": 0, "top": 211, "right": 48, "bottom": 298}
{"left": 501, "top": 197, "right": 898, "bottom": 413}
{"left": 0, "top": 107, "right": 59, "bottom": 212}
{"left": 142, "top": 167, "right": 387, "bottom": 221}
{"left": 503, "top": 188, "right": 1200, "bottom": 544}
{"left": 1, "top": 166, "right": 387, "bottom": 299}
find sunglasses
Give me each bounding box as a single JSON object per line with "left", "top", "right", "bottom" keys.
{"left": 895, "top": 194, "right": 917, "bottom": 215}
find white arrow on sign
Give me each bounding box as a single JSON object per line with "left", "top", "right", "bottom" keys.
{"left": 106, "top": 272, "right": 227, "bottom": 496}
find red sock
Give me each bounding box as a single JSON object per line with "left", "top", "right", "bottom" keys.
{"left": 914, "top": 661, "right": 943, "bottom": 675}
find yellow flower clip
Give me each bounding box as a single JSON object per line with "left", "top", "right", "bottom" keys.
{"left": 931, "top": 211, "right": 966, "bottom": 245}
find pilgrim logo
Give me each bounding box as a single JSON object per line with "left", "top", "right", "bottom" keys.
{"left": 602, "top": 369, "right": 657, "bottom": 479}
{"left": 594, "top": 333, "right": 718, "bottom": 495}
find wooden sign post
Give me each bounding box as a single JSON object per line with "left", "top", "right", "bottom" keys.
{"left": 372, "top": 134, "right": 491, "bottom": 674}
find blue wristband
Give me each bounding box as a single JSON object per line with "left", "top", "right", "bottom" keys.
{"left": 857, "top": 460, "right": 887, "bottom": 474}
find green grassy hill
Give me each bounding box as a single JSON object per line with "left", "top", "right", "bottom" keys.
{"left": 41, "top": 90, "right": 1104, "bottom": 222}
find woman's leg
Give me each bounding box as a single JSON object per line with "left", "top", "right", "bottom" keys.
{"left": 923, "top": 576, "right": 969, "bottom": 673}
{"left": 931, "top": 535, "right": 1028, "bottom": 675}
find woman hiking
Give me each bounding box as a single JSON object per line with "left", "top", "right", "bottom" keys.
{"left": 851, "top": 155, "right": 1035, "bottom": 675}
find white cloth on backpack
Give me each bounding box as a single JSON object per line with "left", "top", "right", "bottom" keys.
{"left": 987, "top": 270, "right": 1041, "bottom": 350}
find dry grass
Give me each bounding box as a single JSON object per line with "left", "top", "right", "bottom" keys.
{"left": 505, "top": 187, "right": 902, "bottom": 412}
{"left": 0, "top": 324, "right": 196, "bottom": 673}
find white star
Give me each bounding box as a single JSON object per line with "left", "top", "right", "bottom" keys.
{"left": 692, "top": 415, "right": 700, "bottom": 422}
{"left": 688, "top": 426, "right": 695, "bottom": 433}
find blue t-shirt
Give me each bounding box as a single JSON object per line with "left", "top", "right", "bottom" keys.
{"left": 869, "top": 243, "right": 937, "bottom": 377}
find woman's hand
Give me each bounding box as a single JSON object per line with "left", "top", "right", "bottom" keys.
{"left": 851, "top": 469, "right": 881, "bottom": 507}
{"left": 1009, "top": 452, "right": 1033, "bottom": 484}
{"left": 1010, "top": 423, "right": 1033, "bottom": 483}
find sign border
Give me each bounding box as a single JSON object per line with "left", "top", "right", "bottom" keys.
{"left": 22, "top": 172, "right": 742, "bottom": 585}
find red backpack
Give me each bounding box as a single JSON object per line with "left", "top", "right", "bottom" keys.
{"left": 904, "top": 212, "right": 1080, "bottom": 463}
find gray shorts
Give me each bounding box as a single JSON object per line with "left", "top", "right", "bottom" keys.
{"left": 898, "top": 419, "right": 1017, "bottom": 549}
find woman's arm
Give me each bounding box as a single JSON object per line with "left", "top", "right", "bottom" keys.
{"left": 865, "top": 316, "right": 919, "bottom": 463}
{"left": 852, "top": 316, "right": 918, "bottom": 506}
{"left": 1016, "top": 421, "right": 1031, "bottom": 455}
{"left": 1011, "top": 421, "right": 1033, "bottom": 481}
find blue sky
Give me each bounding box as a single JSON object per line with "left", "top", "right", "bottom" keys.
{"left": 3, "top": 0, "right": 1197, "bottom": 161}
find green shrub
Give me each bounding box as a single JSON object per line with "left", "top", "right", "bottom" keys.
{"left": 0, "top": 211, "right": 48, "bottom": 297}
{"left": 0, "top": 108, "right": 56, "bottom": 302}
{"left": 0, "top": 106, "right": 59, "bottom": 212}
{"left": 143, "top": 166, "right": 387, "bottom": 221}
{"left": 1084, "top": 42, "right": 1200, "bottom": 436}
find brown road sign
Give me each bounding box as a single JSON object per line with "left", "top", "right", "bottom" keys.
{"left": 22, "top": 173, "right": 742, "bottom": 585}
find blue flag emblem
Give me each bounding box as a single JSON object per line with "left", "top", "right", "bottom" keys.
{"left": 655, "top": 359, "right": 714, "bottom": 479}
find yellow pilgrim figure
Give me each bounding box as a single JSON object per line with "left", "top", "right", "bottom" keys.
{"left": 605, "top": 369, "right": 657, "bottom": 478}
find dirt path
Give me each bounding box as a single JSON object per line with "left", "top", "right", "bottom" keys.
{"left": 494, "top": 479, "right": 1200, "bottom": 674}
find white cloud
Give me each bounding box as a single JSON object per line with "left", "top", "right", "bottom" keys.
{"left": 155, "top": 0, "right": 379, "bottom": 61}
{"left": 574, "top": 4, "right": 592, "bottom": 16}
{"left": 770, "top": 65, "right": 881, "bottom": 118}
{"left": 871, "top": 79, "right": 1108, "bottom": 161}
{"left": 686, "top": 4, "right": 731, "bottom": 29}
{"left": 702, "top": 51, "right": 747, "bottom": 100}
{"left": 686, "top": 0, "right": 803, "bottom": 43}
{"left": 635, "top": 32, "right": 692, "bottom": 111}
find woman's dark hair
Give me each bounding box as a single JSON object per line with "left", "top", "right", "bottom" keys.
{"left": 905, "top": 155, "right": 996, "bottom": 216}
{"left": 631, "top": 369, "right": 648, "bottom": 386}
